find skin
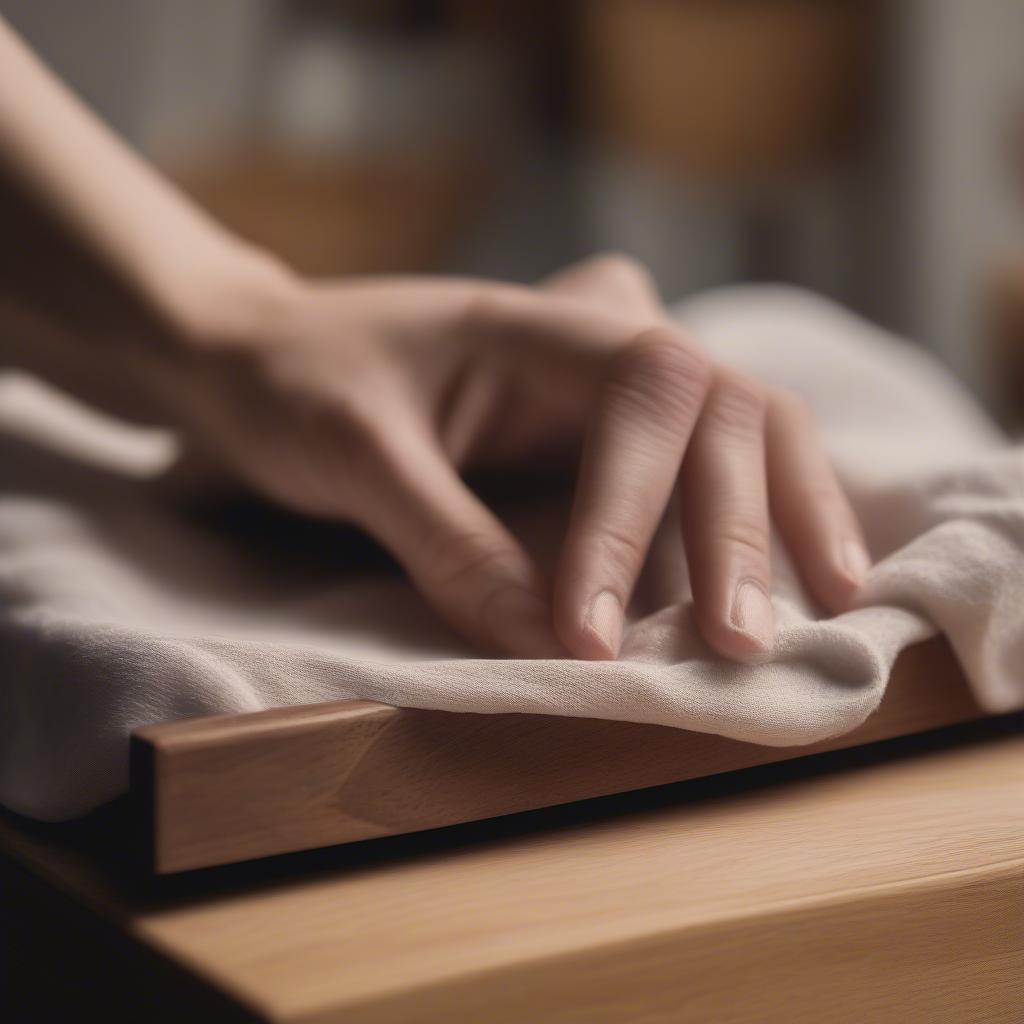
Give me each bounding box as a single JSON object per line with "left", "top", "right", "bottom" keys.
{"left": 0, "top": 17, "right": 870, "bottom": 662}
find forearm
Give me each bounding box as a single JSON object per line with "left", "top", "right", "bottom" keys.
{"left": 0, "top": 16, "right": 296, "bottom": 410}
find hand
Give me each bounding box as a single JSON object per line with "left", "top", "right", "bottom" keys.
{"left": 161, "top": 254, "right": 869, "bottom": 660}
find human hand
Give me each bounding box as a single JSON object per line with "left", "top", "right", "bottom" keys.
{"left": 162, "top": 255, "right": 869, "bottom": 661}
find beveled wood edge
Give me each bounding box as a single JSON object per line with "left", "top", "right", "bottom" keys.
{"left": 134, "top": 699, "right": 393, "bottom": 750}
{"left": 130, "top": 636, "right": 988, "bottom": 875}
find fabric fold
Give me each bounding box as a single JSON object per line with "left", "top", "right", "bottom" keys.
{"left": 2, "top": 286, "right": 1022, "bottom": 821}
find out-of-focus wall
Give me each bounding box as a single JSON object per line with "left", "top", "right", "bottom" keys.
{"left": 887, "top": 0, "right": 1024, "bottom": 391}
{"left": 3, "top": 0, "right": 1023, "bottom": 401}
{"left": 2, "top": 0, "right": 273, "bottom": 153}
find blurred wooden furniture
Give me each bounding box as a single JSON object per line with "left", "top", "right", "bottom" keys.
{"left": 133, "top": 636, "right": 986, "bottom": 873}
{"left": 579, "top": 0, "right": 871, "bottom": 182}
{"left": 993, "top": 261, "right": 1024, "bottom": 425}
{"left": 3, "top": 717, "right": 1021, "bottom": 1022}
{"left": 172, "top": 151, "right": 483, "bottom": 277}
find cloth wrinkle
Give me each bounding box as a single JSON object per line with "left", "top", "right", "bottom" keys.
{"left": 2, "top": 285, "right": 1023, "bottom": 820}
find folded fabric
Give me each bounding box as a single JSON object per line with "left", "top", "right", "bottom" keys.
{"left": 2, "top": 286, "right": 1023, "bottom": 821}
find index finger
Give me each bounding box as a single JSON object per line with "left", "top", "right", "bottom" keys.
{"left": 553, "top": 328, "right": 712, "bottom": 659}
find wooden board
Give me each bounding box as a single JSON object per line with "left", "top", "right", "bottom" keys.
{"left": 131, "top": 637, "right": 988, "bottom": 873}
{"left": 5, "top": 720, "right": 1023, "bottom": 1022}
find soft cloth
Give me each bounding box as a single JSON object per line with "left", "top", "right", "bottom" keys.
{"left": 2, "top": 287, "right": 1023, "bottom": 821}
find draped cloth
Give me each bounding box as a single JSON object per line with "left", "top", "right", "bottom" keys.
{"left": 2, "top": 287, "right": 1022, "bottom": 820}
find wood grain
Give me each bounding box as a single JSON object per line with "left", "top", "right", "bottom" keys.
{"left": 3, "top": 721, "right": 1021, "bottom": 1022}
{"left": 132, "top": 637, "right": 986, "bottom": 873}
{"left": 130, "top": 730, "right": 1023, "bottom": 1023}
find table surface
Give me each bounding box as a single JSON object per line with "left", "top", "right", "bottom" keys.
{"left": 2, "top": 717, "right": 1022, "bottom": 1024}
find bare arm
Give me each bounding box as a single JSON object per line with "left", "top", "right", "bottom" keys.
{"left": 0, "top": 15, "right": 293, "bottom": 418}
{"left": 0, "top": 16, "right": 870, "bottom": 661}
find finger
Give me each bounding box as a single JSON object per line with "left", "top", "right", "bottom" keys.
{"left": 541, "top": 252, "right": 663, "bottom": 320}
{"left": 554, "top": 327, "right": 712, "bottom": 660}
{"left": 437, "top": 287, "right": 624, "bottom": 469}
{"left": 352, "top": 418, "right": 564, "bottom": 658}
{"left": 453, "top": 286, "right": 709, "bottom": 658}
{"left": 680, "top": 370, "right": 774, "bottom": 661}
{"left": 766, "top": 391, "right": 870, "bottom": 611}
{"left": 458, "top": 284, "right": 652, "bottom": 373}
{"left": 443, "top": 285, "right": 665, "bottom": 467}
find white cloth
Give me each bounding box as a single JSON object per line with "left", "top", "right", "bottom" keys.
{"left": 2, "top": 287, "right": 1023, "bottom": 821}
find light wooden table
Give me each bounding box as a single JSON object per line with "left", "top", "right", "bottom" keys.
{"left": 2, "top": 717, "right": 1022, "bottom": 1023}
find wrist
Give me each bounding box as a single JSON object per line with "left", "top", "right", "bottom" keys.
{"left": 162, "top": 243, "right": 305, "bottom": 356}
{"left": 138, "top": 244, "right": 305, "bottom": 430}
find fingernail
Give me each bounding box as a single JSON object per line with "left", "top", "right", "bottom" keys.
{"left": 483, "top": 587, "right": 562, "bottom": 658}
{"left": 585, "top": 590, "right": 623, "bottom": 659}
{"left": 840, "top": 539, "right": 872, "bottom": 587}
{"left": 730, "top": 580, "right": 774, "bottom": 653}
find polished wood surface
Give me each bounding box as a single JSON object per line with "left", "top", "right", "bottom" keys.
{"left": 5, "top": 721, "right": 1022, "bottom": 1023}
{"left": 132, "top": 637, "right": 985, "bottom": 873}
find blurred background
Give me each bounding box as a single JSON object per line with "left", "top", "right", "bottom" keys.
{"left": 4, "top": 0, "right": 1024, "bottom": 416}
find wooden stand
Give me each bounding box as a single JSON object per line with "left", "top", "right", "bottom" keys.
{"left": 4, "top": 710, "right": 1020, "bottom": 1023}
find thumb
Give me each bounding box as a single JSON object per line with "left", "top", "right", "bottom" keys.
{"left": 355, "top": 422, "right": 564, "bottom": 658}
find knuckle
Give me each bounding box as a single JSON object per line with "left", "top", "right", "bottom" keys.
{"left": 458, "top": 284, "right": 528, "bottom": 342}
{"left": 716, "top": 368, "right": 769, "bottom": 409}
{"left": 422, "top": 527, "right": 518, "bottom": 593}
{"left": 588, "top": 519, "right": 648, "bottom": 581}
{"left": 706, "top": 370, "right": 768, "bottom": 435}
{"left": 717, "top": 512, "right": 771, "bottom": 563}
{"left": 582, "top": 251, "right": 653, "bottom": 289}
{"left": 608, "top": 329, "right": 711, "bottom": 423}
